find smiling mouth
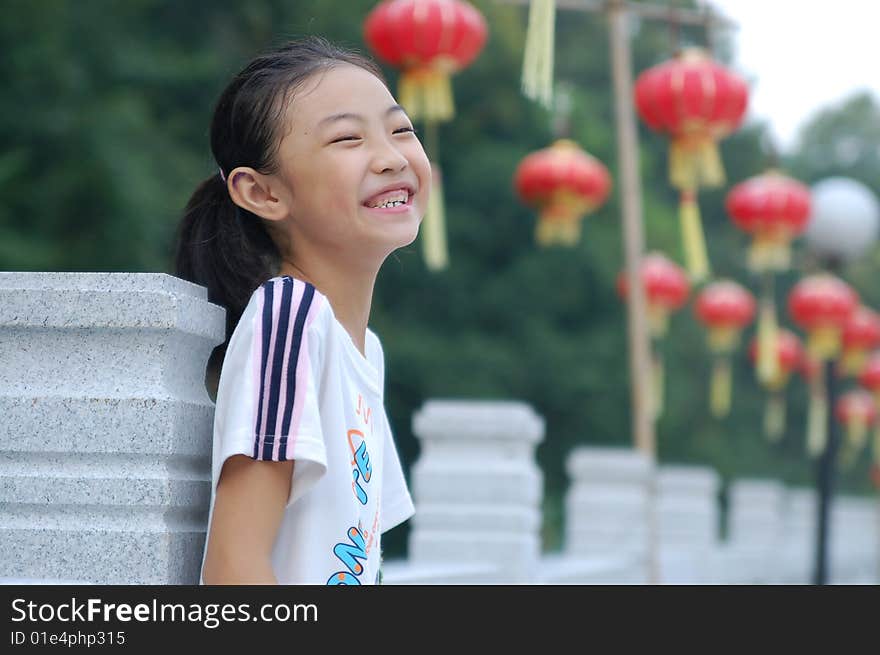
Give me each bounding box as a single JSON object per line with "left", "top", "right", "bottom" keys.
{"left": 363, "top": 187, "right": 414, "bottom": 209}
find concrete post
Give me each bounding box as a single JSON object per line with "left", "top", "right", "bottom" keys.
{"left": 408, "top": 400, "right": 545, "bottom": 583}
{"left": 0, "top": 272, "right": 224, "bottom": 583}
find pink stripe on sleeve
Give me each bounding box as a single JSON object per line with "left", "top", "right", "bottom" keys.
{"left": 271, "top": 280, "right": 305, "bottom": 460}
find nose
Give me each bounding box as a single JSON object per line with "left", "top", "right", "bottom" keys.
{"left": 371, "top": 137, "right": 408, "bottom": 174}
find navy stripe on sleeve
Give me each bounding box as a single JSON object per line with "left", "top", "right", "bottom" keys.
{"left": 278, "top": 283, "right": 316, "bottom": 459}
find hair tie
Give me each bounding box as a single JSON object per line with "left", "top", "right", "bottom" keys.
{"left": 218, "top": 167, "right": 227, "bottom": 183}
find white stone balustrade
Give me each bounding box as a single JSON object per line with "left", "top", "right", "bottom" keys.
{"left": 404, "top": 400, "right": 545, "bottom": 583}
{"left": 830, "top": 495, "right": 880, "bottom": 584}
{"left": 723, "top": 479, "right": 785, "bottom": 583}
{"left": 776, "top": 488, "right": 817, "bottom": 583}
{"left": 558, "top": 446, "right": 654, "bottom": 583}
{"left": 1, "top": 273, "right": 877, "bottom": 586}
{"left": 0, "top": 272, "right": 225, "bottom": 584}
{"left": 655, "top": 465, "right": 721, "bottom": 584}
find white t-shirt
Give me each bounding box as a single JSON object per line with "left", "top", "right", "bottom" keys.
{"left": 199, "top": 275, "right": 415, "bottom": 585}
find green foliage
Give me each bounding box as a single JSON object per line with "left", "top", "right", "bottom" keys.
{"left": 3, "top": 0, "right": 878, "bottom": 558}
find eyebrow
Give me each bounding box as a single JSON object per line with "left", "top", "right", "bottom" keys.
{"left": 318, "top": 104, "right": 408, "bottom": 127}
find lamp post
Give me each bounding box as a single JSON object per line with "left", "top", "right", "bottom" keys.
{"left": 803, "top": 177, "right": 880, "bottom": 585}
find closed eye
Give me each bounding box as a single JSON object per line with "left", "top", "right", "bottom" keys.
{"left": 331, "top": 135, "right": 361, "bottom": 143}
{"left": 394, "top": 127, "right": 417, "bottom": 135}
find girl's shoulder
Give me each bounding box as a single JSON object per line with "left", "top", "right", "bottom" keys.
{"left": 237, "top": 275, "right": 332, "bottom": 343}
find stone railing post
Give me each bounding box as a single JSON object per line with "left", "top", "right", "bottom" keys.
{"left": 726, "top": 478, "right": 785, "bottom": 583}
{"left": 778, "top": 487, "right": 816, "bottom": 583}
{"left": 0, "top": 272, "right": 225, "bottom": 584}
{"left": 655, "top": 465, "right": 721, "bottom": 584}
{"left": 563, "top": 446, "right": 653, "bottom": 583}
{"left": 408, "top": 400, "right": 545, "bottom": 583}
{"left": 831, "top": 495, "right": 879, "bottom": 584}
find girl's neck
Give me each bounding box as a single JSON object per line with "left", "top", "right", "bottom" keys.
{"left": 278, "top": 258, "right": 376, "bottom": 359}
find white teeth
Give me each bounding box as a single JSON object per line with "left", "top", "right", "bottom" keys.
{"left": 368, "top": 190, "right": 409, "bottom": 208}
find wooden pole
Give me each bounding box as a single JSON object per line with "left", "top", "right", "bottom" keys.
{"left": 606, "top": 0, "right": 657, "bottom": 583}
{"left": 608, "top": 0, "right": 654, "bottom": 457}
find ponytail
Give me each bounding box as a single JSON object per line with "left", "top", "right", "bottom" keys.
{"left": 174, "top": 173, "right": 279, "bottom": 343}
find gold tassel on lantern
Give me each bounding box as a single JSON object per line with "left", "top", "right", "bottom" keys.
{"left": 535, "top": 189, "right": 591, "bottom": 247}
{"left": 521, "top": 0, "right": 556, "bottom": 109}
{"left": 669, "top": 137, "right": 725, "bottom": 191}
{"left": 764, "top": 393, "right": 787, "bottom": 442}
{"left": 678, "top": 190, "right": 710, "bottom": 281}
{"left": 808, "top": 325, "right": 841, "bottom": 361}
{"left": 535, "top": 217, "right": 581, "bottom": 246}
{"left": 806, "top": 372, "right": 828, "bottom": 457}
{"left": 841, "top": 348, "right": 869, "bottom": 378}
{"left": 647, "top": 304, "right": 669, "bottom": 340}
{"left": 840, "top": 417, "right": 869, "bottom": 470}
{"left": 652, "top": 350, "right": 665, "bottom": 420}
{"left": 756, "top": 296, "right": 780, "bottom": 385}
{"left": 399, "top": 67, "right": 455, "bottom": 123}
{"left": 710, "top": 356, "right": 732, "bottom": 418}
{"left": 748, "top": 230, "right": 793, "bottom": 273}
{"left": 422, "top": 162, "right": 448, "bottom": 271}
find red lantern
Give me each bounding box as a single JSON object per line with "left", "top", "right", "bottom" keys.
{"left": 748, "top": 329, "right": 803, "bottom": 388}
{"left": 634, "top": 48, "right": 748, "bottom": 281}
{"left": 859, "top": 352, "right": 880, "bottom": 399}
{"left": 726, "top": 171, "right": 812, "bottom": 272}
{"left": 694, "top": 281, "right": 756, "bottom": 417}
{"left": 840, "top": 306, "right": 880, "bottom": 376}
{"left": 617, "top": 252, "right": 689, "bottom": 419}
{"left": 364, "top": 0, "right": 488, "bottom": 123}
{"left": 727, "top": 173, "right": 811, "bottom": 389}
{"left": 748, "top": 329, "right": 803, "bottom": 440}
{"left": 696, "top": 281, "right": 756, "bottom": 350}
{"left": 364, "top": 0, "right": 488, "bottom": 272}
{"left": 514, "top": 139, "right": 612, "bottom": 246}
{"left": 788, "top": 274, "right": 859, "bottom": 361}
{"left": 835, "top": 389, "right": 877, "bottom": 467}
{"left": 616, "top": 252, "right": 690, "bottom": 339}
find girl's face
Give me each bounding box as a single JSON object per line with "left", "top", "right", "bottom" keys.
{"left": 273, "top": 64, "right": 431, "bottom": 263}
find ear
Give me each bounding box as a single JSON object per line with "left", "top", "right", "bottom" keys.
{"left": 227, "top": 166, "right": 290, "bottom": 223}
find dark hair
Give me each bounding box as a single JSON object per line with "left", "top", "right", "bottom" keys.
{"left": 174, "top": 36, "right": 386, "bottom": 344}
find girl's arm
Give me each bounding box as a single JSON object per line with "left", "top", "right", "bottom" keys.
{"left": 202, "top": 455, "right": 294, "bottom": 584}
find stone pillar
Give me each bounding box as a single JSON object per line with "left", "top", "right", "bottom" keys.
{"left": 778, "top": 487, "right": 816, "bottom": 583}
{"left": 563, "top": 446, "right": 653, "bottom": 583}
{"left": 726, "top": 479, "right": 785, "bottom": 583}
{"left": 831, "top": 495, "right": 879, "bottom": 584}
{"left": 655, "top": 465, "right": 720, "bottom": 584}
{"left": 408, "top": 400, "right": 545, "bottom": 583}
{"left": 0, "top": 272, "right": 225, "bottom": 584}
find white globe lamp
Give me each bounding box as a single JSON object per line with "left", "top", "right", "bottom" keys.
{"left": 805, "top": 177, "right": 880, "bottom": 263}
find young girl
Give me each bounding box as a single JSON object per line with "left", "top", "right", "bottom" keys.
{"left": 174, "top": 36, "right": 428, "bottom": 585}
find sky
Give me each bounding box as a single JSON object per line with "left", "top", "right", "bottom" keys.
{"left": 707, "top": 0, "right": 880, "bottom": 153}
